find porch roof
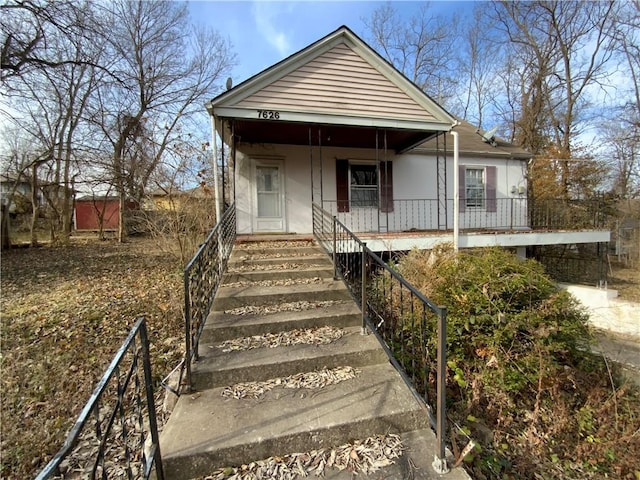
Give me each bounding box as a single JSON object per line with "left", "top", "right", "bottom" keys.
{"left": 207, "top": 26, "right": 455, "bottom": 152}
{"left": 415, "top": 119, "right": 533, "bottom": 160}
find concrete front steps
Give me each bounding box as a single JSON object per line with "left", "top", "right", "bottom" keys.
{"left": 160, "top": 238, "right": 469, "bottom": 480}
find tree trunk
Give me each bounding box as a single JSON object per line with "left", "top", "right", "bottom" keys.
{"left": 118, "top": 193, "right": 125, "bottom": 243}
{"left": 31, "top": 163, "right": 39, "bottom": 247}
{"left": 1, "top": 204, "right": 11, "bottom": 251}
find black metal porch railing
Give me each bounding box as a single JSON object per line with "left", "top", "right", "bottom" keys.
{"left": 321, "top": 196, "right": 607, "bottom": 233}
{"left": 183, "top": 204, "right": 236, "bottom": 392}
{"left": 312, "top": 203, "right": 450, "bottom": 474}
{"left": 35, "top": 318, "right": 164, "bottom": 480}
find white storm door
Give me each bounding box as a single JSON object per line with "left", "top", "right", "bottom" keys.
{"left": 253, "top": 161, "right": 285, "bottom": 232}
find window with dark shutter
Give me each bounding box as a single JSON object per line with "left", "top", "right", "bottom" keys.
{"left": 336, "top": 159, "right": 349, "bottom": 212}
{"left": 486, "top": 166, "right": 497, "bottom": 213}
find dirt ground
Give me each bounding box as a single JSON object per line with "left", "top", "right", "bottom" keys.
{"left": 608, "top": 260, "right": 640, "bottom": 303}
{"left": 0, "top": 237, "right": 184, "bottom": 479}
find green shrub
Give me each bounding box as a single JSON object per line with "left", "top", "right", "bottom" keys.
{"left": 374, "top": 245, "right": 640, "bottom": 479}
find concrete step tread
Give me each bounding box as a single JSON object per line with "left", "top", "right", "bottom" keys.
{"left": 160, "top": 363, "right": 429, "bottom": 479}
{"left": 212, "top": 281, "right": 352, "bottom": 311}
{"left": 223, "top": 267, "right": 334, "bottom": 283}
{"left": 194, "top": 326, "right": 385, "bottom": 388}
{"left": 216, "top": 281, "right": 347, "bottom": 298}
{"left": 231, "top": 246, "right": 324, "bottom": 257}
{"left": 228, "top": 255, "right": 330, "bottom": 268}
{"left": 202, "top": 302, "right": 360, "bottom": 342}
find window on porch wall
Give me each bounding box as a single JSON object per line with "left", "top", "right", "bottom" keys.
{"left": 459, "top": 165, "right": 497, "bottom": 213}
{"left": 351, "top": 164, "right": 377, "bottom": 207}
{"left": 336, "top": 159, "right": 393, "bottom": 213}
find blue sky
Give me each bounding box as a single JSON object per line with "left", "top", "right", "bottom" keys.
{"left": 187, "top": 1, "right": 473, "bottom": 87}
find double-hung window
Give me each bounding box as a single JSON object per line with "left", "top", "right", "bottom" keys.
{"left": 465, "top": 168, "right": 485, "bottom": 208}
{"left": 459, "top": 165, "right": 497, "bottom": 213}
{"left": 350, "top": 164, "right": 378, "bottom": 208}
{"left": 336, "top": 159, "right": 393, "bottom": 213}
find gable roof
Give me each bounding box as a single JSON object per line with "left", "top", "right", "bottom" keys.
{"left": 416, "top": 119, "right": 533, "bottom": 160}
{"left": 208, "top": 26, "right": 455, "bottom": 136}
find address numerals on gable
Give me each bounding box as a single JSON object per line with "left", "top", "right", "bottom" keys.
{"left": 257, "top": 110, "right": 281, "bottom": 120}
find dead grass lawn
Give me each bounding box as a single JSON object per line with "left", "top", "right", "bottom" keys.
{"left": 0, "top": 237, "right": 184, "bottom": 479}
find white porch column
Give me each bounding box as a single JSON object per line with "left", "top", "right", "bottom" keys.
{"left": 210, "top": 114, "right": 221, "bottom": 222}
{"left": 451, "top": 130, "right": 459, "bottom": 251}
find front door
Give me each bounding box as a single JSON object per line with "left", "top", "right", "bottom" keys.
{"left": 253, "top": 160, "right": 285, "bottom": 232}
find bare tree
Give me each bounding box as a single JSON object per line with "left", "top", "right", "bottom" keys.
{"left": 600, "top": 1, "right": 640, "bottom": 200}
{"left": 5, "top": 6, "right": 104, "bottom": 243}
{"left": 454, "top": 6, "right": 504, "bottom": 130}
{"left": 491, "top": 0, "right": 617, "bottom": 198}
{"left": 362, "top": 2, "right": 459, "bottom": 107}
{"left": 94, "top": 0, "right": 234, "bottom": 242}
{"left": 1, "top": 0, "right": 104, "bottom": 83}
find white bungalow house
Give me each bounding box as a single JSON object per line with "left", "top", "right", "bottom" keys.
{"left": 206, "top": 26, "right": 609, "bottom": 257}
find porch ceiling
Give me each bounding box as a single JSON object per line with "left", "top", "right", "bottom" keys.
{"left": 229, "top": 118, "right": 438, "bottom": 152}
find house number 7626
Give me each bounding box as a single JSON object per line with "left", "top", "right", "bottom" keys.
{"left": 257, "top": 110, "right": 280, "bottom": 120}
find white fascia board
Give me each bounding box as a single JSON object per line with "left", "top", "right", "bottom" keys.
{"left": 358, "top": 229, "right": 610, "bottom": 252}
{"left": 459, "top": 230, "right": 611, "bottom": 248}
{"left": 213, "top": 107, "right": 452, "bottom": 132}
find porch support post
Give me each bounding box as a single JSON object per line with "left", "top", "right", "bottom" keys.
{"left": 231, "top": 120, "right": 237, "bottom": 206}
{"left": 221, "top": 119, "right": 226, "bottom": 212}
{"left": 451, "top": 129, "right": 460, "bottom": 251}
{"left": 318, "top": 128, "right": 324, "bottom": 206}
{"left": 361, "top": 242, "right": 367, "bottom": 335}
{"left": 210, "top": 114, "right": 221, "bottom": 222}
{"left": 332, "top": 217, "right": 338, "bottom": 280}
{"left": 309, "top": 127, "right": 314, "bottom": 205}
{"left": 375, "top": 129, "right": 380, "bottom": 233}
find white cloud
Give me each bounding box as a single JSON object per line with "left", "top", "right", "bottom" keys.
{"left": 251, "top": 1, "right": 293, "bottom": 58}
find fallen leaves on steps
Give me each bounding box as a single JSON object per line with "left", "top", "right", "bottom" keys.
{"left": 223, "top": 277, "right": 325, "bottom": 288}
{"left": 221, "top": 366, "right": 361, "bottom": 399}
{"left": 223, "top": 300, "right": 346, "bottom": 316}
{"left": 218, "top": 326, "right": 346, "bottom": 352}
{"left": 201, "top": 434, "right": 405, "bottom": 480}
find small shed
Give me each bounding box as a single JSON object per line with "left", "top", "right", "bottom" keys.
{"left": 74, "top": 196, "right": 137, "bottom": 231}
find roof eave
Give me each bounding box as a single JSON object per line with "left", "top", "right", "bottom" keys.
{"left": 413, "top": 147, "right": 533, "bottom": 160}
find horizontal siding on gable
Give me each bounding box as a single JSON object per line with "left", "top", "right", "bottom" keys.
{"left": 236, "top": 44, "right": 436, "bottom": 122}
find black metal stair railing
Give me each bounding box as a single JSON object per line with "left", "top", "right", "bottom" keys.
{"left": 35, "top": 318, "right": 164, "bottom": 480}
{"left": 312, "top": 203, "right": 450, "bottom": 474}
{"left": 183, "top": 204, "right": 236, "bottom": 392}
